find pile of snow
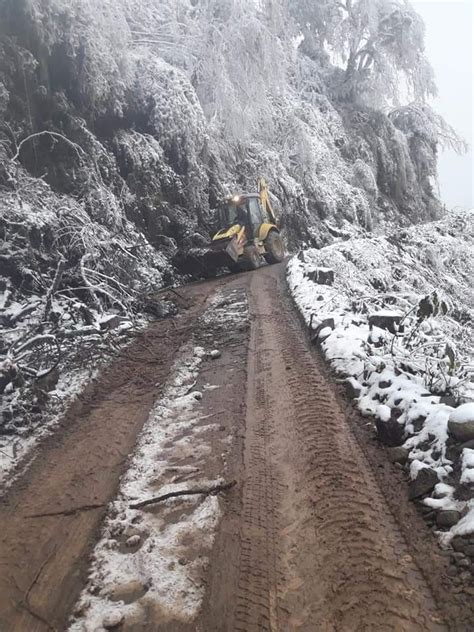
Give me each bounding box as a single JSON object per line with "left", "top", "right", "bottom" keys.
{"left": 69, "top": 290, "right": 248, "bottom": 630}
{"left": 287, "top": 209, "right": 474, "bottom": 543}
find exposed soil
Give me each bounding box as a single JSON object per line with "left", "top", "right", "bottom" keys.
{"left": 0, "top": 263, "right": 472, "bottom": 631}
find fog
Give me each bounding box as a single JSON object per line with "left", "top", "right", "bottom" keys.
{"left": 413, "top": 0, "right": 473, "bottom": 209}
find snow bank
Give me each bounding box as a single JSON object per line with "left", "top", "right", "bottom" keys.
{"left": 287, "top": 209, "right": 474, "bottom": 543}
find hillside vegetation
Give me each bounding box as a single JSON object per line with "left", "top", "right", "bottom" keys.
{"left": 0, "top": 0, "right": 466, "bottom": 315}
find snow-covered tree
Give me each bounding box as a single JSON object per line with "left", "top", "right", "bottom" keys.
{"left": 293, "top": 0, "right": 436, "bottom": 106}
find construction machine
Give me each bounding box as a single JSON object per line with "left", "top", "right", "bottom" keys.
{"left": 185, "top": 178, "right": 285, "bottom": 277}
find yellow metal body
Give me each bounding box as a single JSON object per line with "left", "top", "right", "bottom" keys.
{"left": 257, "top": 222, "right": 277, "bottom": 241}
{"left": 212, "top": 178, "right": 279, "bottom": 247}
{"left": 212, "top": 225, "right": 247, "bottom": 258}
{"left": 205, "top": 177, "right": 283, "bottom": 271}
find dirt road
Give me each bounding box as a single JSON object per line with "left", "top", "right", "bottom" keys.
{"left": 0, "top": 263, "right": 470, "bottom": 631}
{"left": 200, "top": 265, "right": 453, "bottom": 632}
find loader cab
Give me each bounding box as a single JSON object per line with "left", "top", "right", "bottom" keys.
{"left": 217, "top": 194, "right": 270, "bottom": 237}
{"left": 217, "top": 198, "right": 244, "bottom": 230}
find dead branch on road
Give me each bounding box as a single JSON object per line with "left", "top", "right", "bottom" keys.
{"left": 25, "top": 503, "right": 104, "bottom": 518}
{"left": 130, "top": 480, "right": 237, "bottom": 510}
{"left": 44, "top": 258, "right": 65, "bottom": 320}
{"left": 25, "top": 546, "right": 57, "bottom": 604}
{"left": 16, "top": 600, "right": 57, "bottom": 632}
{"left": 12, "top": 546, "right": 58, "bottom": 632}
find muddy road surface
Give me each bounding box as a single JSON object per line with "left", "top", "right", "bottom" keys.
{"left": 0, "top": 263, "right": 470, "bottom": 631}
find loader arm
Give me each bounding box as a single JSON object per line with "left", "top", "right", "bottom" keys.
{"left": 257, "top": 177, "right": 278, "bottom": 226}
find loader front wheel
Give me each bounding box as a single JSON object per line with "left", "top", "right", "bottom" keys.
{"left": 228, "top": 262, "right": 242, "bottom": 274}
{"left": 264, "top": 231, "right": 285, "bottom": 264}
{"left": 243, "top": 247, "right": 261, "bottom": 271}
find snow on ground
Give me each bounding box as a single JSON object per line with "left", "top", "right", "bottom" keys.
{"left": 0, "top": 291, "right": 147, "bottom": 489}
{"left": 287, "top": 209, "right": 474, "bottom": 543}
{"left": 69, "top": 290, "right": 248, "bottom": 631}
{"left": 0, "top": 363, "right": 98, "bottom": 488}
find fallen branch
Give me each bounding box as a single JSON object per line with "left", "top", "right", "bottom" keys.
{"left": 25, "top": 546, "right": 57, "bottom": 604}
{"left": 16, "top": 600, "right": 57, "bottom": 632}
{"left": 58, "top": 326, "right": 101, "bottom": 339}
{"left": 12, "top": 546, "right": 59, "bottom": 632}
{"left": 11, "top": 130, "right": 86, "bottom": 163}
{"left": 9, "top": 300, "right": 41, "bottom": 326}
{"left": 80, "top": 254, "right": 102, "bottom": 313}
{"left": 197, "top": 409, "right": 225, "bottom": 421}
{"left": 44, "top": 258, "right": 65, "bottom": 320}
{"left": 26, "top": 503, "right": 104, "bottom": 518}
{"left": 130, "top": 480, "right": 237, "bottom": 510}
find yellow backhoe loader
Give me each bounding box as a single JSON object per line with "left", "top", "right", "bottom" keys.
{"left": 187, "top": 178, "right": 285, "bottom": 276}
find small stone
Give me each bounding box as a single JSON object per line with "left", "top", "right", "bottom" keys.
{"left": 103, "top": 611, "right": 124, "bottom": 629}
{"left": 178, "top": 557, "right": 189, "bottom": 566}
{"left": 368, "top": 313, "right": 402, "bottom": 334}
{"left": 409, "top": 468, "right": 439, "bottom": 500}
{"left": 457, "top": 558, "right": 471, "bottom": 569}
{"left": 310, "top": 317, "right": 335, "bottom": 344}
{"left": 100, "top": 315, "right": 122, "bottom": 331}
{"left": 448, "top": 403, "right": 474, "bottom": 442}
{"left": 387, "top": 446, "right": 409, "bottom": 465}
{"left": 306, "top": 268, "right": 334, "bottom": 285}
{"left": 440, "top": 395, "right": 457, "bottom": 407}
{"left": 123, "top": 525, "right": 143, "bottom": 538}
{"left": 463, "top": 544, "right": 474, "bottom": 558}
{"left": 106, "top": 580, "right": 148, "bottom": 604}
{"left": 72, "top": 598, "right": 90, "bottom": 616}
{"left": 193, "top": 391, "right": 203, "bottom": 400}
{"left": 125, "top": 535, "right": 141, "bottom": 547}
{"left": 378, "top": 380, "right": 392, "bottom": 389}
{"left": 436, "top": 510, "right": 461, "bottom": 528}
{"left": 210, "top": 349, "right": 221, "bottom": 359}
{"left": 412, "top": 416, "right": 426, "bottom": 432}
{"left": 375, "top": 410, "right": 405, "bottom": 447}
{"left": 345, "top": 379, "right": 361, "bottom": 400}
{"left": 452, "top": 536, "right": 469, "bottom": 553}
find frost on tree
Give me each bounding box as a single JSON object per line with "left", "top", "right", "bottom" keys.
{"left": 0, "top": 0, "right": 468, "bottom": 316}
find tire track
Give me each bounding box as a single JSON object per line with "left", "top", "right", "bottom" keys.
{"left": 229, "top": 267, "right": 447, "bottom": 631}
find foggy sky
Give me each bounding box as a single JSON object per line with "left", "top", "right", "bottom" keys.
{"left": 413, "top": 0, "right": 473, "bottom": 209}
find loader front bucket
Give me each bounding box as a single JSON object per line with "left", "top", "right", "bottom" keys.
{"left": 173, "top": 237, "right": 239, "bottom": 278}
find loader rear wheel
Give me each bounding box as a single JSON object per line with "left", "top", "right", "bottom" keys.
{"left": 264, "top": 231, "right": 285, "bottom": 264}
